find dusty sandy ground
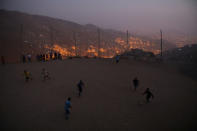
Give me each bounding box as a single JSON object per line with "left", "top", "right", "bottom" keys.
{"left": 0, "top": 59, "right": 197, "bottom": 131}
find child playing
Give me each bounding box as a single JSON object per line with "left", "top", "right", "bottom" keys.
{"left": 65, "top": 97, "right": 72, "bottom": 120}
{"left": 143, "top": 88, "right": 154, "bottom": 103}
{"left": 24, "top": 70, "right": 32, "bottom": 82}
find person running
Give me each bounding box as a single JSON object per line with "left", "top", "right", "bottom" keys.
{"left": 77, "top": 80, "right": 84, "bottom": 97}
{"left": 24, "top": 70, "right": 31, "bottom": 82}
{"left": 64, "top": 97, "right": 72, "bottom": 120}
{"left": 133, "top": 77, "right": 139, "bottom": 91}
{"left": 143, "top": 88, "right": 154, "bottom": 103}
{"left": 41, "top": 68, "right": 50, "bottom": 81}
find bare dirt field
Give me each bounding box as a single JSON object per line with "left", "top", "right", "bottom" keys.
{"left": 0, "top": 59, "right": 197, "bottom": 131}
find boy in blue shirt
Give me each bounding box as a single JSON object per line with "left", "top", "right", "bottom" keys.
{"left": 65, "top": 97, "right": 72, "bottom": 120}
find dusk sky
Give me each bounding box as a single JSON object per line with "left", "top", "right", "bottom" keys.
{"left": 0, "top": 0, "right": 197, "bottom": 35}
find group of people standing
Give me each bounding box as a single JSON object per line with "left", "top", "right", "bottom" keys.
{"left": 36, "top": 52, "right": 62, "bottom": 62}
{"left": 21, "top": 52, "right": 62, "bottom": 63}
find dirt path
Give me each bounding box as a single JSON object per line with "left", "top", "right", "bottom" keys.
{"left": 1, "top": 59, "right": 197, "bottom": 131}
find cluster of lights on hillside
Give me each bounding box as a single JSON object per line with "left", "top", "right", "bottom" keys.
{"left": 44, "top": 36, "right": 160, "bottom": 58}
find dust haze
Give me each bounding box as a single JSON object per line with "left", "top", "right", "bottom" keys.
{"left": 1, "top": 0, "right": 197, "bottom": 35}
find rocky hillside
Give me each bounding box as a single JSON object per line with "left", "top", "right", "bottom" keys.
{"left": 0, "top": 10, "right": 176, "bottom": 62}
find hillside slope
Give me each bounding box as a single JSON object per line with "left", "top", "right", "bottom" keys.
{"left": 0, "top": 10, "right": 176, "bottom": 62}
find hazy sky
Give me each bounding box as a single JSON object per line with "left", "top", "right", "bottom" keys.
{"left": 0, "top": 0, "right": 197, "bottom": 35}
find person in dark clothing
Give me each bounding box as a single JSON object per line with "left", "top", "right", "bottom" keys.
{"left": 115, "top": 55, "right": 120, "bottom": 63}
{"left": 143, "top": 88, "right": 154, "bottom": 103}
{"left": 46, "top": 54, "right": 49, "bottom": 61}
{"left": 54, "top": 52, "right": 57, "bottom": 60}
{"left": 58, "top": 53, "right": 62, "bottom": 60}
{"left": 22, "top": 55, "right": 26, "bottom": 63}
{"left": 133, "top": 77, "right": 139, "bottom": 91}
{"left": 40, "top": 54, "right": 42, "bottom": 61}
{"left": 42, "top": 54, "right": 45, "bottom": 62}
{"left": 60, "top": 53, "right": 62, "bottom": 60}
{"left": 77, "top": 80, "right": 84, "bottom": 97}
{"left": 64, "top": 97, "right": 72, "bottom": 120}
{"left": 50, "top": 52, "right": 53, "bottom": 60}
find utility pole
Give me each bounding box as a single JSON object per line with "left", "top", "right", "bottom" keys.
{"left": 160, "top": 29, "right": 163, "bottom": 57}
{"left": 50, "top": 26, "right": 54, "bottom": 53}
{"left": 73, "top": 32, "right": 77, "bottom": 56}
{"left": 126, "top": 30, "right": 129, "bottom": 51}
{"left": 97, "top": 28, "right": 100, "bottom": 58}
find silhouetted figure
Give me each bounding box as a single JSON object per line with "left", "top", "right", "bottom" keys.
{"left": 116, "top": 55, "right": 120, "bottom": 63}
{"left": 41, "top": 68, "right": 50, "bottom": 81}
{"left": 65, "top": 97, "right": 72, "bottom": 120}
{"left": 77, "top": 80, "right": 84, "bottom": 97}
{"left": 50, "top": 52, "right": 53, "bottom": 60}
{"left": 143, "top": 88, "right": 154, "bottom": 103}
{"left": 133, "top": 77, "right": 139, "bottom": 91}
{"left": 39, "top": 54, "right": 42, "bottom": 61}
{"left": 27, "top": 54, "right": 31, "bottom": 62}
{"left": 58, "top": 53, "right": 62, "bottom": 60}
{"left": 40, "top": 54, "right": 42, "bottom": 61}
{"left": 46, "top": 54, "right": 49, "bottom": 61}
{"left": 1, "top": 56, "right": 5, "bottom": 65}
{"left": 42, "top": 54, "right": 45, "bottom": 62}
{"left": 24, "top": 70, "right": 31, "bottom": 82}
{"left": 22, "top": 55, "right": 26, "bottom": 63}
{"left": 37, "top": 54, "right": 41, "bottom": 62}
{"left": 54, "top": 52, "right": 57, "bottom": 60}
